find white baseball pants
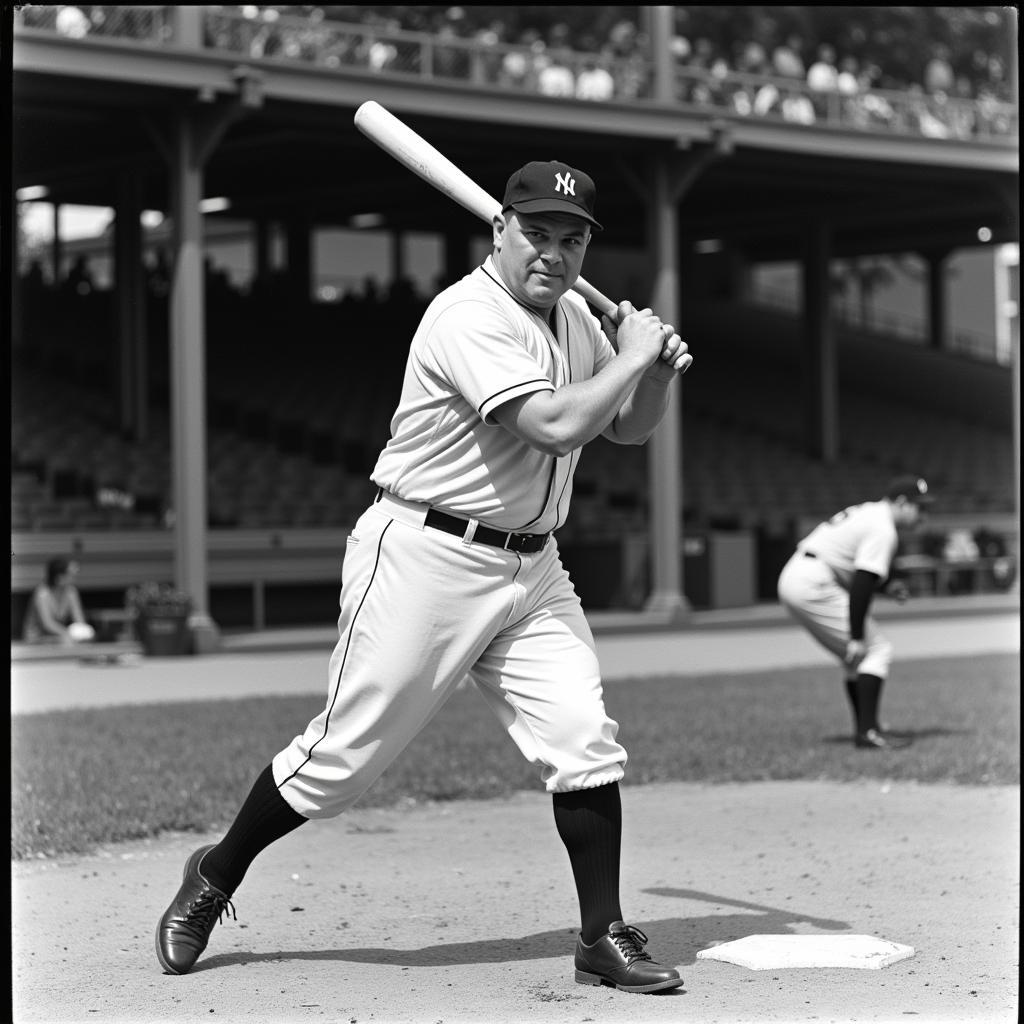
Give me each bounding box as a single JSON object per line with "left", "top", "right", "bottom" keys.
{"left": 273, "top": 491, "right": 627, "bottom": 819}
{"left": 777, "top": 551, "right": 893, "bottom": 680}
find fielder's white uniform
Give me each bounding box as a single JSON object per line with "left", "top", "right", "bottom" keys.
{"left": 274, "top": 256, "right": 627, "bottom": 818}
{"left": 776, "top": 501, "right": 896, "bottom": 679}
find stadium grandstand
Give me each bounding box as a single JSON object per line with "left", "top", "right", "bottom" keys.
{"left": 10, "top": 5, "right": 1019, "bottom": 640}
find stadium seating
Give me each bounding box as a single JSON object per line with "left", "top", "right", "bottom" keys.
{"left": 11, "top": 276, "right": 1016, "bottom": 541}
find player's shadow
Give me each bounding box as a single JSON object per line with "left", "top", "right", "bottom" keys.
{"left": 191, "top": 888, "right": 849, "bottom": 974}
{"left": 821, "top": 725, "right": 972, "bottom": 744}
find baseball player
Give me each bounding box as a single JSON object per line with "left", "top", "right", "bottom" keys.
{"left": 776, "top": 475, "right": 935, "bottom": 749}
{"left": 156, "top": 160, "right": 690, "bottom": 993}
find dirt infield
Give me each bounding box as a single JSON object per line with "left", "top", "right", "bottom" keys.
{"left": 12, "top": 781, "right": 1018, "bottom": 1024}
{"left": 11, "top": 598, "right": 1020, "bottom": 1024}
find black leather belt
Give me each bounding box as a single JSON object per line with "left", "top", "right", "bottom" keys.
{"left": 424, "top": 508, "right": 549, "bottom": 553}
{"left": 803, "top": 550, "right": 817, "bottom": 559}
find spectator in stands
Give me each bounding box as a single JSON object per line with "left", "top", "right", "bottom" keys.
{"left": 55, "top": 5, "right": 90, "bottom": 38}
{"left": 806, "top": 43, "right": 840, "bottom": 94}
{"left": 905, "top": 84, "right": 950, "bottom": 139}
{"left": 576, "top": 51, "right": 615, "bottom": 102}
{"left": 21, "top": 259, "right": 47, "bottom": 298}
{"left": 946, "top": 75, "right": 978, "bottom": 139}
{"left": 473, "top": 18, "right": 507, "bottom": 84}
{"left": 537, "top": 23, "right": 576, "bottom": 98}
{"left": 22, "top": 557, "right": 95, "bottom": 645}
{"left": 498, "top": 34, "right": 534, "bottom": 91}
{"left": 62, "top": 255, "right": 95, "bottom": 297}
{"left": 433, "top": 14, "right": 470, "bottom": 80}
{"left": 924, "top": 44, "right": 955, "bottom": 95}
{"left": 771, "top": 33, "right": 806, "bottom": 80}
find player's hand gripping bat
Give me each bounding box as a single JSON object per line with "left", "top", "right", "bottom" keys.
{"left": 353, "top": 100, "right": 691, "bottom": 374}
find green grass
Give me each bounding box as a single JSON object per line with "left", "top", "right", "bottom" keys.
{"left": 11, "top": 653, "right": 1019, "bottom": 861}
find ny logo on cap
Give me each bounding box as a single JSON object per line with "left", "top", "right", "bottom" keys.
{"left": 554, "top": 171, "right": 576, "bottom": 196}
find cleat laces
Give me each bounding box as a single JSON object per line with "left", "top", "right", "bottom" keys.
{"left": 610, "top": 925, "right": 653, "bottom": 964}
{"left": 180, "top": 890, "right": 236, "bottom": 940}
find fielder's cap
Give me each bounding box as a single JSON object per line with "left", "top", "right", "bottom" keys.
{"left": 501, "top": 160, "right": 603, "bottom": 230}
{"left": 885, "top": 475, "right": 935, "bottom": 504}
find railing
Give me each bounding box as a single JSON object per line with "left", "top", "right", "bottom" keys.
{"left": 14, "top": 5, "right": 1018, "bottom": 141}
{"left": 671, "top": 65, "right": 1017, "bottom": 141}
{"left": 14, "top": 4, "right": 173, "bottom": 45}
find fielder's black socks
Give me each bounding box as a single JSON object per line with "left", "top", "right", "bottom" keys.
{"left": 845, "top": 678, "right": 860, "bottom": 728}
{"left": 552, "top": 781, "right": 624, "bottom": 944}
{"left": 853, "top": 673, "right": 884, "bottom": 735}
{"left": 200, "top": 762, "right": 307, "bottom": 896}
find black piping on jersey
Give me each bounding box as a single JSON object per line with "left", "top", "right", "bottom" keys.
{"left": 275, "top": 519, "right": 394, "bottom": 791}
{"left": 478, "top": 379, "right": 552, "bottom": 421}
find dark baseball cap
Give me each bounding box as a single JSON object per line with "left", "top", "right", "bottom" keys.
{"left": 501, "top": 160, "right": 603, "bottom": 230}
{"left": 885, "top": 475, "right": 935, "bottom": 504}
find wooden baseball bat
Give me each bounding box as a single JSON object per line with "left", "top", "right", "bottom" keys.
{"left": 353, "top": 100, "right": 619, "bottom": 320}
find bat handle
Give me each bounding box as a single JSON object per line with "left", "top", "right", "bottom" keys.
{"left": 572, "top": 276, "right": 619, "bottom": 320}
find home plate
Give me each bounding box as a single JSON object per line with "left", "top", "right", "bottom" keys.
{"left": 696, "top": 934, "right": 915, "bottom": 970}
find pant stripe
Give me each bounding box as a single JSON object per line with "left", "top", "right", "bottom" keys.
{"left": 276, "top": 519, "right": 394, "bottom": 789}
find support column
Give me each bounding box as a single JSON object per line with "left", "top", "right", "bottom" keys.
{"left": 146, "top": 72, "right": 262, "bottom": 650}
{"left": 617, "top": 128, "right": 733, "bottom": 616}
{"left": 115, "top": 171, "right": 148, "bottom": 440}
{"left": 924, "top": 248, "right": 950, "bottom": 352}
{"left": 171, "top": 4, "right": 203, "bottom": 47}
{"left": 647, "top": 6, "right": 676, "bottom": 103}
{"left": 801, "top": 221, "right": 838, "bottom": 462}
{"left": 254, "top": 217, "right": 271, "bottom": 285}
{"left": 644, "top": 156, "right": 687, "bottom": 618}
{"left": 286, "top": 216, "right": 311, "bottom": 305}
{"left": 51, "top": 203, "right": 63, "bottom": 285}
{"left": 169, "top": 111, "right": 213, "bottom": 637}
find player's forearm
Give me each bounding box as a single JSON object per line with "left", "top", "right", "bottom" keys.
{"left": 604, "top": 370, "right": 675, "bottom": 445}
{"left": 848, "top": 570, "right": 880, "bottom": 640}
{"left": 499, "top": 351, "right": 651, "bottom": 456}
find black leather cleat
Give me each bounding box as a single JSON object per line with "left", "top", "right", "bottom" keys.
{"left": 574, "top": 921, "right": 684, "bottom": 993}
{"left": 855, "top": 728, "right": 912, "bottom": 750}
{"left": 156, "top": 845, "right": 236, "bottom": 974}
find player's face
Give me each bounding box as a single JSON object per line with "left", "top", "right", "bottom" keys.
{"left": 492, "top": 210, "right": 591, "bottom": 314}
{"left": 894, "top": 499, "right": 924, "bottom": 528}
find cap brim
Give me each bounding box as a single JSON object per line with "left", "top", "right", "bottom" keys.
{"left": 506, "top": 198, "right": 603, "bottom": 230}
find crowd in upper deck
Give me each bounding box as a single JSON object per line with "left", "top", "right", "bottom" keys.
{"left": 20, "top": 5, "right": 1017, "bottom": 138}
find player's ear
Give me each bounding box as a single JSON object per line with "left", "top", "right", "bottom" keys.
{"left": 492, "top": 212, "right": 508, "bottom": 250}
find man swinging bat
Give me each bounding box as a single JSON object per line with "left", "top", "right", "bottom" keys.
{"left": 156, "top": 156, "right": 691, "bottom": 994}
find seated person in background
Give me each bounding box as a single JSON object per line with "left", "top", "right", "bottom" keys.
{"left": 22, "top": 557, "right": 95, "bottom": 644}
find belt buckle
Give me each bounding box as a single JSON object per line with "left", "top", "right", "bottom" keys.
{"left": 503, "top": 532, "right": 518, "bottom": 552}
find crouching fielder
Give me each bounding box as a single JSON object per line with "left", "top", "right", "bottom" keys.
{"left": 777, "top": 475, "right": 934, "bottom": 749}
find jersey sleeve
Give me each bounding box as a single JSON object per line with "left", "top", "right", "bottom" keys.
{"left": 852, "top": 517, "right": 899, "bottom": 578}
{"left": 423, "top": 299, "right": 555, "bottom": 424}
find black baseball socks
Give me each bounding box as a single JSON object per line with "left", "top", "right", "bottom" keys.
{"left": 552, "top": 781, "right": 623, "bottom": 945}
{"left": 851, "top": 673, "right": 885, "bottom": 734}
{"left": 199, "top": 763, "right": 307, "bottom": 897}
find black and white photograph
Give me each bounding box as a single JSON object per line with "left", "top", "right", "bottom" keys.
{"left": 9, "top": 6, "right": 1019, "bottom": 1023}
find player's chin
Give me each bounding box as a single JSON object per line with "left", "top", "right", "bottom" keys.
{"left": 527, "top": 275, "right": 569, "bottom": 301}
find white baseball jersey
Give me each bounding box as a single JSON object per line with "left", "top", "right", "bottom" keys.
{"left": 371, "top": 255, "right": 615, "bottom": 532}
{"left": 797, "top": 501, "right": 899, "bottom": 589}
{"left": 273, "top": 257, "right": 628, "bottom": 818}
{"left": 777, "top": 500, "right": 897, "bottom": 680}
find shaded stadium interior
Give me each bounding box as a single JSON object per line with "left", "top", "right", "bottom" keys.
{"left": 10, "top": 8, "right": 1020, "bottom": 634}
